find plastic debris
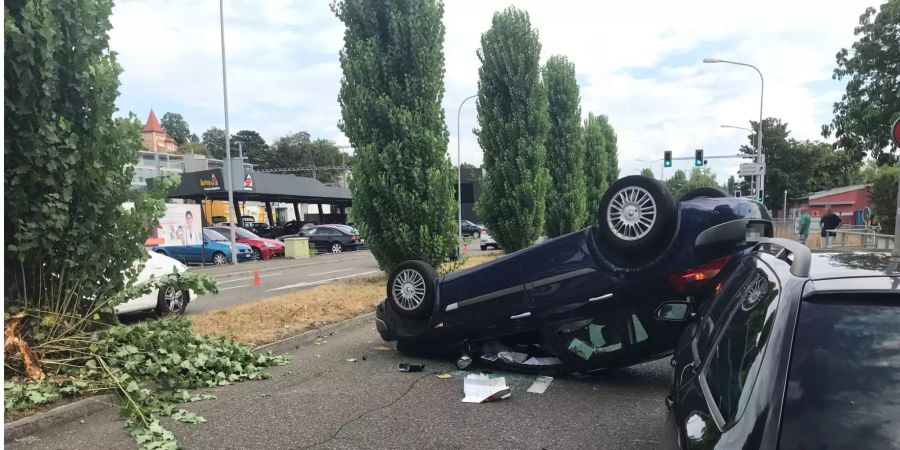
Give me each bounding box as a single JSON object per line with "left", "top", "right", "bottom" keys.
{"left": 436, "top": 373, "right": 453, "bottom": 379}
{"left": 346, "top": 358, "right": 357, "bottom": 362}
{"left": 455, "top": 355, "right": 473, "bottom": 370}
{"left": 398, "top": 363, "right": 425, "bottom": 372}
{"left": 567, "top": 338, "right": 595, "bottom": 360}
{"left": 522, "top": 356, "right": 562, "bottom": 366}
{"left": 527, "top": 376, "right": 554, "bottom": 394}
{"left": 497, "top": 351, "right": 529, "bottom": 364}
{"left": 480, "top": 353, "right": 499, "bottom": 362}
{"left": 462, "top": 374, "right": 511, "bottom": 403}
{"left": 371, "top": 345, "right": 394, "bottom": 351}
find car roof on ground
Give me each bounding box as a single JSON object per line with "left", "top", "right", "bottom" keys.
{"left": 807, "top": 252, "right": 898, "bottom": 281}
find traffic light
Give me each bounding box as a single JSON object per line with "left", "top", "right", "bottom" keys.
{"left": 664, "top": 150, "right": 672, "bottom": 167}
{"left": 694, "top": 149, "right": 704, "bottom": 167}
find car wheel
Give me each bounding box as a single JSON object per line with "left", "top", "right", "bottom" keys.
{"left": 212, "top": 252, "right": 228, "bottom": 266}
{"left": 596, "top": 175, "right": 675, "bottom": 251}
{"left": 472, "top": 231, "right": 480, "bottom": 239}
{"left": 252, "top": 248, "right": 263, "bottom": 261}
{"left": 680, "top": 187, "right": 727, "bottom": 202}
{"left": 480, "top": 245, "right": 488, "bottom": 251}
{"left": 387, "top": 260, "right": 437, "bottom": 319}
{"left": 330, "top": 242, "right": 343, "bottom": 254}
{"left": 156, "top": 286, "right": 187, "bottom": 316}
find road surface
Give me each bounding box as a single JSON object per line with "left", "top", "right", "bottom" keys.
{"left": 7, "top": 318, "right": 671, "bottom": 449}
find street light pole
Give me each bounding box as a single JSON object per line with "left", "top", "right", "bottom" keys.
{"left": 457, "top": 94, "right": 477, "bottom": 244}
{"left": 704, "top": 59, "right": 765, "bottom": 203}
{"left": 219, "top": 0, "right": 238, "bottom": 264}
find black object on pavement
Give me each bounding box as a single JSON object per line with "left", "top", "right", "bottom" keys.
{"left": 398, "top": 363, "right": 425, "bottom": 372}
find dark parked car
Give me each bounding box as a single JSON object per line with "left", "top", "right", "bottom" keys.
{"left": 661, "top": 241, "right": 899, "bottom": 450}
{"left": 376, "top": 176, "right": 773, "bottom": 372}
{"left": 461, "top": 220, "right": 484, "bottom": 238}
{"left": 268, "top": 220, "right": 315, "bottom": 239}
{"left": 292, "top": 224, "right": 363, "bottom": 254}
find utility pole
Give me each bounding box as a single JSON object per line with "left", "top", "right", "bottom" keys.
{"left": 219, "top": 0, "right": 238, "bottom": 264}
{"left": 783, "top": 190, "right": 788, "bottom": 221}
{"left": 457, "top": 94, "right": 477, "bottom": 245}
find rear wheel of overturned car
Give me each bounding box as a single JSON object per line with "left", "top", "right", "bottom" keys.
{"left": 680, "top": 186, "right": 727, "bottom": 202}
{"left": 387, "top": 260, "right": 437, "bottom": 319}
{"left": 596, "top": 175, "right": 675, "bottom": 252}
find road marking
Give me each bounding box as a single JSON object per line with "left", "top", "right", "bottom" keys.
{"left": 219, "top": 284, "right": 252, "bottom": 291}
{"left": 217, "top": 273, "right": 284, "bottom": 284}
{"left": 303, "top": 268, "right": 355, "bottom": 278}
{"left": 267, "top": 270, "right": 380, "bottom": 292}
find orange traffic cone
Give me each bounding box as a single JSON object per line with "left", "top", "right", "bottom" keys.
{"left": 252, "top": 270, "right": 262, "bottom": 285}
{"left": 463, "top": 243, "right": 469, "bottom": 254}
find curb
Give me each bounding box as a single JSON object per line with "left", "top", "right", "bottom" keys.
{"left": 3, "top": 311, "right": 378, "bottom": 441}
{"left": 4, "top": 394, "right": 119, "bottom": 444}
{"left": 253, "top": 311, "right": 376, "bottom": 353}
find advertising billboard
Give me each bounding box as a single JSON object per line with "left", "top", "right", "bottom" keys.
{"left": 147, "top": 204, "right": 203, "bottom": 247}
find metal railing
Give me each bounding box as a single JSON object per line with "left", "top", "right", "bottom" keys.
{"left": 771, "top": 220, "right": 894, "bottom": 251}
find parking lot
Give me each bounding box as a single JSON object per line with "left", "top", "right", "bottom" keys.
{"left": 8, "top": 318, "right": 671, "bottom": 450}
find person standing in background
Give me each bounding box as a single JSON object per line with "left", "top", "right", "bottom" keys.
{"left": 797, "top": 209, "right": 811, "bottom": 245}
{"left": 820, "top": 206, "right": 842, "bottom": 249}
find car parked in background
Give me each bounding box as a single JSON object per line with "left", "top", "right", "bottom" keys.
{"left": 461, "top": 220, "right": 485, "bottom": 238}
{"left": 377, "top": 176, "right": 773, "bottom": 373}
{"left": 116, "top": 250, "right": 193, "bottom": 316}
{"left": 661, "top": 242, "right": 899, "bottom": 450}
{"left": 207, "top": 226, "right": 284, "bottom": 260}
{"left": 480, "top": 230, "right": 499, "bottom": 250}
{"left": 293, "top": 224, "right": 363, "bottom": 254}
{"left": 149, "top": 229, "right": 254, "bottom": 265}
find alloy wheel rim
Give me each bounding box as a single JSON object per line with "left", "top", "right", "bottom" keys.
{"left": 607, "top": 186, "right": 657, "bottom": 241}
{"left": 214, "top": 254, "right": 226, "bottom": 265}
{"left": 392, "top": 269, "right": 426, "bottom": 311}
{"left": 165, "top": 287, "right": 184, "bottom": 313}
{"left": 332, "top": 244, "right": 342, "bottom": 253}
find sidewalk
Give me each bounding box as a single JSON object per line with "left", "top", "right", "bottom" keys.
{"left": 7, "top": 319, "right": 669, "bottom": 450}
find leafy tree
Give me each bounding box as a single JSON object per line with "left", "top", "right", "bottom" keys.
{"left": 599, "top": 115, "right": 620, "bottom": 186}
{"left": 543, "top": 55, "right": 586, "bottom": 237}
{"left": 334, "top": 0, "right": 457, "bottom": 270}
{"left": 202, "top": 127, "right": 227, "bottom": 160}
{"left": 160, "top": 112, "right": 192, "bottom": 146}
{"left": 665, "top": 170, "right": 688, "bottom": 199}
{"left": 583, "top": 113, "right": 608, "bottom": 225}
{"left": 870, "top": 166, "right": 899, "bottom": 234}
{"left": 825, "top": 1, "right": 900, "bottom": 165}
{"left": 231, "top": 129, "right": 268, "bottom": 164}
{"left": 640, "top": 168, "right": 655, "bottom": 178}
{"left": 267, "top": 132, "right": 347, "bottom": 183}
{"left": 475, "top": 7, "right": 550, "bottom": 251}
{"left": 725, "top": 175, "right": 739, "bottom": 195}
{"left": 683, "top": 168, "right": 720, "bottom": 195}
{"left": 180, "top": 141, "right": 210, "bottom": 157}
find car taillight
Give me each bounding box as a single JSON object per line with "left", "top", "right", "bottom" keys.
{"left": 351, "top": 235, "right": 359, "bottom": 241}
{"left": 668, "top": 255, "right": 732, "bottom": 294}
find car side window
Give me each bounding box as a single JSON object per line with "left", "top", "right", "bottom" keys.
{"left": 319, "top": 228, "right": 337, "bottom": 236}
{"left": 304, "top": 228, "right": 317, "bottom": 236}
{"left": 695, "top": 258, "right": 755, "bottom": 357}
{"left": 701, "top": 263, "right": 780, "bottom": 427}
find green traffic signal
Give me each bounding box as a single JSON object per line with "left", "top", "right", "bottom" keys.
{"left": 664, "top": 160, "right": 672, "bottom": 167}
{"left": 663, "top": 150, "right": 672, "bottom": 167}
{"left": 694, "top": 149, "right": 704, "bottom": 166}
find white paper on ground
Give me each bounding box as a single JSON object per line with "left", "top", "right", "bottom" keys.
{"left": 522, "top": 356, "right": 562, "bottom": 366}
{"left": 462, "top": 374, "right": 511, "bottom": 403}
{"left": 527, "top": 376, "right": 554, "bottom": 394}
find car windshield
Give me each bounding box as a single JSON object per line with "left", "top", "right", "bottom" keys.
{"left": 235, "top": 228, "right": 261, "bottom": 239}
{"left": 779, "top": 295, "right": 900, "bottom": 450}
{"left": 203, "top": 229, "right": 228, "bottom": 241}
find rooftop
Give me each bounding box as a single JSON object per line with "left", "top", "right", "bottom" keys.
{"left": 804, "top": 184, "right": 870, "bottom": 200}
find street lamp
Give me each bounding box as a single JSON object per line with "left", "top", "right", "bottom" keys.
{"left": 456, "top": 94, "right": 477, "bottom": 244}
{"left": 219, "top": 0, "right": 238, "bottom": 264}
{"left": 720, "top": 124, "right": 753, "bottom": 132}
{"left": 704, "top": 58, "right": 765, "bottom": 202}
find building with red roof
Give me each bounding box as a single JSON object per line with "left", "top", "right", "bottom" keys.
{"left": 141, "top": 109, "right": 178, "bottom": 153}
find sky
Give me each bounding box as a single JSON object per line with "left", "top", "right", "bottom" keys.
{"left": 109, "top": 0, "right": 879, "bottom": 183}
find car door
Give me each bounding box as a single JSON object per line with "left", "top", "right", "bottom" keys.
{"left": 304, "top": 227, "right": 325, "bottom": 250}
{"left": 670, "top": 254, "right": 783, "bottom": 449}
{"left": 315, "top": 227, "right": 340, "bottom": 250}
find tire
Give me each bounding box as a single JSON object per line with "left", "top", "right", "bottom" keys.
{"left": 330, "top": 242, "right": 343, "bottom": 254}
{"left": 596, "top": 175, "right": 675, "bottom": 251}
{"left": 472, "top": 231, "right": 480, "bottom": 239}
{"left": 680, "top": 187, "right": 726, "bottom": 202}
{"left": 480, "top": 245, "right": 488, "bottom": 251}
{"left": 252, "top": 248, "right": 263, "bottom": 261}
{"left": 212, "top": 252, "right": 228, "bottom": 266}
{"left": 387, "top": 260, "right": 437, "bottom": 319}
{"left": 156, "top": 286, "right": 188, "bottom": 316}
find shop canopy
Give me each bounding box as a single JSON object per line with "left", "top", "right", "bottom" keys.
{"left": 155, "top": 168, "right": 351, "bottom": 206}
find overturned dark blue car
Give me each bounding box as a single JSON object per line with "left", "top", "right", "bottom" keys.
{"left": 376, "top": 176, "right": 773, "bottom": 372}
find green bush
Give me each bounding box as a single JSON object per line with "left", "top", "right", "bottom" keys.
{"left": 871, "top": 168, "right": 899, "bottom": 235}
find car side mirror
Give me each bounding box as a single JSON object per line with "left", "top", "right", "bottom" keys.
{"left": 655, "top": 301, "right": 690, "bottom": 321}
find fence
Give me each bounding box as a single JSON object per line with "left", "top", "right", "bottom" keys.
{"left": 772, "top": 220, "right": 894, "bottom": 251}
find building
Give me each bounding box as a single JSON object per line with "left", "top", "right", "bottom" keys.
{"left": 141, "top": 110, "right": 178, "bottom": 153}
{"left": 792, "top": 184, "right": 873, "bottom": 224}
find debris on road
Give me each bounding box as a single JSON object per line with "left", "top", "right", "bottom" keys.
{"left": 522, "top": 356, "right": 562, "bottom": 366}
{"left": 371, "top": 345, "right": 394, "bottom": 351}
{"left": 455, "top": 355, "right": 473, "bottom": 369}
{"left": 527, "top": 376, "right": 553, "bottom": 394}
{"left": 436, "top": 373, "right": 453, "bottom": 379}
{"left": 498, "top": 351, "right": 529, "bottom": 364}
{"left": 398, "top": 363, "right": 425, "bottom": 372}
{"left": 462, "top": 374, "right": 511, "bottom": 403}
{"left": 346, "top": 358, "right": 358, "bottom": 362}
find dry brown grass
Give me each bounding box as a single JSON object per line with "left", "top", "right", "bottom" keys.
{"left": 189, "top": 251, "right": 502, "bottom": 345}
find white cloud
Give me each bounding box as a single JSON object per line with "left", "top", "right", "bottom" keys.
{"left": 110, "top": 0, "right": 877, "bottom": 182}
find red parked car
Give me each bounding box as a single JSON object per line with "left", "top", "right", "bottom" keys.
{"left": 206, "top": 226, "right": 284, "bottom": 260}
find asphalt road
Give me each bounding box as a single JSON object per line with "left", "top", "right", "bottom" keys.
{"left": 7, "top": 319, "right": 672, "bottom": 450}
{"left": 186, "top": 250, "right": 382, "bottom": 314}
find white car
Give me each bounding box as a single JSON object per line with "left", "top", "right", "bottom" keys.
{"left": 479, "top": 230, "right": 500, "bottom": 251}
{"left": 116, "top": 251, "right": 191, "bottom": 316}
